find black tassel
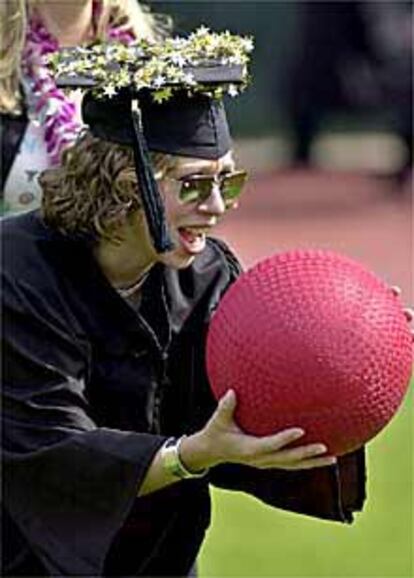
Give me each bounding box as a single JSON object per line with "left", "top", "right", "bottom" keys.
{"left": 131, "top": 99, "right": 174, "bottom": 253}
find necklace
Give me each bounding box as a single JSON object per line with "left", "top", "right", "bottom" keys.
{"left": 116, "top": 273, "right": 149, "bottom": 298}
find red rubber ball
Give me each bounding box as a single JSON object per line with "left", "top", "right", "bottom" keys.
{"left": 206, "top": 250, "right": 412, "bottom": 456}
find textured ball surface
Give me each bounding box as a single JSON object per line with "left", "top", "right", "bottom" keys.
{"left": 206, "top": 250, "right": 412, "bottom": 455}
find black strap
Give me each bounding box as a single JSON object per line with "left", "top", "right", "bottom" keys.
{"left": 130, "top": 99, "right": 173, "bottom": 253}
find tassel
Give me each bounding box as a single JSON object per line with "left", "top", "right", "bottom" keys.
{"left": 131, "top": 99, "right": 174, "bottom": 253}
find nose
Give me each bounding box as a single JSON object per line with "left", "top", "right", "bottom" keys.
{"left": 197, "top": 182, "right": 226, "bottom": 216}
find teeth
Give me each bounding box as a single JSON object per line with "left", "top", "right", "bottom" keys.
{"left": 180, "top": 228, "right": 205, "bottom": 239}
{"left": 182, "top": 227, "right": 207, "bottom": 236}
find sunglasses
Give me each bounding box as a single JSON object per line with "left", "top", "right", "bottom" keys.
{"left": 172, "top": 170, "right": 248, "bottom": 208}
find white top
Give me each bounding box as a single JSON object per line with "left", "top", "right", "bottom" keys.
{"left": 3, "top": 88, "right": 84, "bottom": 215}
{"left": 3, "top": 120, "right": 50, "bottom": 214}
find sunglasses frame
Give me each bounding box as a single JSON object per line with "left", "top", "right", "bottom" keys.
{"left": 169, "top": 170, "right": 248, "bottom": 207}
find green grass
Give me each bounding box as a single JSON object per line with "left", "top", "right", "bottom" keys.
{"left": 199, "top": 387, "right": 413, "bottom": 578}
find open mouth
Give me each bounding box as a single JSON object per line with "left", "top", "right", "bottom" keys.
{"left": 177, "top": 227, "right": 207, "bottom": 254}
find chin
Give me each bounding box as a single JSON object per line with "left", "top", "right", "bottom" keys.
{"left": 160, "top": 248, "right": 196, "bottom": 270}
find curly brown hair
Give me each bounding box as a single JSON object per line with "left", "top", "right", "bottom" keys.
{"left": 40, "top": 130, "right": 173, "bottom": 241}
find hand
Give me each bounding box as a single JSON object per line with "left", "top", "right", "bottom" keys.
{"left": 390, "top": 285, "right": 414, "bottom": 341}
{"left": 181, "top": 390, "right": 336, "bottom": 472}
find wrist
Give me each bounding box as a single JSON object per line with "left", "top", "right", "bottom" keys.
{"left": 161, "top": 435, "right": 209, "bottom": 480}
{"left": 179, "top": 431, "right": 218, "bottom": 472}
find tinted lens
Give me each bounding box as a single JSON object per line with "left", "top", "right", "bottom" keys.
{"left": 221, "top": 171, "right": 248, "bottom": 206}
{"left": 178, "top": 171, "right": 248, "bottom": 206}
{"left": 179, "top": 177, "right": 213, "bottom": 204}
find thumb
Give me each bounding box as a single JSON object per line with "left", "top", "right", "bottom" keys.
{"left": 216, "top": 389, "right": 237, "bottom": 422}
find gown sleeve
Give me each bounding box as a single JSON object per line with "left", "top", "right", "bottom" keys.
{"left": 209, "top": 450, "right": 366, "bottom": 523}
{"left": 2, "top": 272, "right": 167, "bottom": 576}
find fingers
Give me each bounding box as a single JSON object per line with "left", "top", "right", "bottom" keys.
{"left": 230, "top": 427, "right": 306, "bottom": 462}
{"left": 204, "top": 400, "right": 337, "bottom": 471}
{"left": 238, "top": 427, "right": 337, "bottom": 469}
{"left": 390, "top": 286, "right": 413, "bottom": 321}
{"left": 255, "top": 444, "right": 337, "bottom": 470}
{"left": 215, "top": 389, "right": 237, "bottom": 422}
{"left": 241, "top": 429, "right": 338, "bottom": 470}
{"left": 402, "top": 308, "right": 414, "bottom": 342}
{"left": 390, "top": 286, "right": 414, "bottom": 341}
{"left": 277, "top": 442, "right": 329, "bottom": 462}
{"left": 253, "top": 427, "right": 305, "bottom": 453}
{"left": 254, "top": 442, "right": 336, "bottom": 469}
{"left": 403, "top": 307, "right": 413, "bottom": 322}
{"left": 284, "top": 455, "right": 337, "bottom": 470}
{"left": 390, "top": 286, "right": 413, "bottom": 320}
{"left": 390, "top": 285, "right": 402, "bottom": 297}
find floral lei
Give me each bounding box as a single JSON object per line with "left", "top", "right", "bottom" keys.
{"left": 22, "top": 1, "right": 135, "bottom": 164}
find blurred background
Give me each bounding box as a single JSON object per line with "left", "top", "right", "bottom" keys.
{"left": 148, "top": 1, "right": 413, "bottom": 577}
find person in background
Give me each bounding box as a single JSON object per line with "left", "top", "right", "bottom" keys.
{"left": 281, "top": 1, "right": 412, "bottom": 187}
{"left": 2, "top": 31, "right": 367, "bottom": 576}
{"left": 0, "top": 0, "right": 166, "bottom": 213}
{"left": 281, "top": 2, "right": 376, "bottom": 168}
{"left": 359, "top": 0, "right": 413, "bottom": 187}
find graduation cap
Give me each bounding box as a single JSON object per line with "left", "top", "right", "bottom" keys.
{"left": 50, "top": 28, "right": 253, "bottom": 252}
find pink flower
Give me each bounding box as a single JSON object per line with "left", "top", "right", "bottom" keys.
{"left": 22, "top": 2, "right": 136, "bottom": 165}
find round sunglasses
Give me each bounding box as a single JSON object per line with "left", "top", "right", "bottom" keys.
{"left": 170, "top": 170, "right": 248, "bottom": 208}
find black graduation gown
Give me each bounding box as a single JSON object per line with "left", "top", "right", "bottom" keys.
{"left": 1, "top": 211, "right": 366, "bottom": 577}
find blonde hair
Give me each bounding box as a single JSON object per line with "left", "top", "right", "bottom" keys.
{"left": 0, "top": 0, "right": 26, "bottom": 113}
{"left": 0, "top": 0, "right": 168, "bottom": 114}
{"left": 40, "top": 130, "right": 175, "bottom": 241}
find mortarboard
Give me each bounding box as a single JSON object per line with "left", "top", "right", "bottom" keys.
{"left": 50, "top": 28, "right": 253, "bottom": 252}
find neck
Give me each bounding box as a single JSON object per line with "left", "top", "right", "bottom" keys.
{"left": 33, "top": 0, "right": 94, "bottom": 47}
{"left": 93, "top": 215, "right": 158, "bottom": 291}
{"left": 94, "top": 242, "right": 155, "bottom": 291}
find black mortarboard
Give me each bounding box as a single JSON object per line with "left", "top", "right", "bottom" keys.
{"left": 51, "top": 29, "right": 253, "bottom": 252}
{"left": 82, "top": 88, "right": 232, "bottom": 160}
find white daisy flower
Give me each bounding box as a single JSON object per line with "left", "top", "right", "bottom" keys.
{"left": 153, "top": 75, "right": 166, "bottom": 88}
{"left": 242, "top": 38, "right": 254, "bottom": 52}
{"left": 228, "top": 84, "right": 239, "bottom": 98}
{"left": 183, "top": 72, "right": 196, "bottom": 85}
{"left": 103, "top": 85, "right": 118, "bottom": 98}
{"left": 171, "top": 53, "right": 186, "bottom": 68}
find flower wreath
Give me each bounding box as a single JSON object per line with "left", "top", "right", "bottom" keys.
{"left": 48, "top": 26, "right": 254, "bottom": 103}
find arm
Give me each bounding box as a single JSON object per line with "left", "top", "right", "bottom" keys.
{"left": 139, "top": 390, "right": 335, "bottom": 496}
{"left": 2, "top": 279, "right": 166, "bottom": 576}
